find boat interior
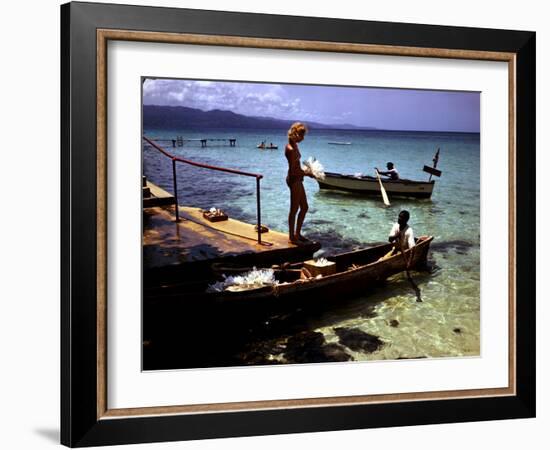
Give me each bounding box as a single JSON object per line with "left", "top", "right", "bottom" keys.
{"left": 144, "top": 238, "right": 430, "bottom": 299}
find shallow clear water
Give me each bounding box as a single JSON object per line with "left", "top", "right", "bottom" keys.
{"left": 143, "top": 128, "right": 480, "bottom": 361}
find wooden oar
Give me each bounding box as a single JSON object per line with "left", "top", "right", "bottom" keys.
{"left": 395, "top": 235, "right": 422, "bottom": 302}
{"left": 375, "top": 169, "right": 391, "bottom": 207}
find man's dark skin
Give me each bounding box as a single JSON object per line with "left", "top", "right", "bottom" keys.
{"left": 389, "top": 210, "right": 414, "bottom": 267}
{"left": 389, "top": 211, "right": 410, "bottom": 244}
{"left": 376, "top": 162, "right": 399, "bottom": 180}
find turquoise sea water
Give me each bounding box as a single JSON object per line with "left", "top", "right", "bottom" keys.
{"left": 143, "top": 128, "right": 480, "bottom": 361}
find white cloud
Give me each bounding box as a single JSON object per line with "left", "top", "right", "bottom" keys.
{"left": 143, "top": 79, "right": 308, "bottom": 121}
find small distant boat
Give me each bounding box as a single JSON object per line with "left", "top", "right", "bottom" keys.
{"left": 318, "top": 172, "right": 435, "bottom": 199}
{"left": 328, "top": 141, "right": 352, "bottom": 145}
{"left": 257, "top": 143, "right": 278, "bottom": 149}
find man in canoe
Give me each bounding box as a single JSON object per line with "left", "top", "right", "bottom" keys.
{"left": 375, "top": 162, "right": 400, "bottom": 180}
{"left": 380, "top": 210, "right": 415, "bottom": 263}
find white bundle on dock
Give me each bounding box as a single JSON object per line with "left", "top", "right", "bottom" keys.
{"left": 207, "top": 268, "right": 279, "bottom": 293}
{"left": 302, "top": 157, "right": 326, "bottom": 180}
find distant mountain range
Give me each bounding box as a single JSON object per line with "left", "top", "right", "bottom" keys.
{"left": 143, "top": 105, "right": 378, "bottom": 131}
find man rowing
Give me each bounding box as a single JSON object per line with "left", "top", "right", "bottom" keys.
{"left": 375, "top": 162, "right": 400, "bottom": 180}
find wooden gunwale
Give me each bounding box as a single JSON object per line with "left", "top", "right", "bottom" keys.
{"left": 146, "top": 237, "right": 433, "bottom": 302}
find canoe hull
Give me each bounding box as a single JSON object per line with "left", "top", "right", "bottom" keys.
{"left": 318, "top": 172, "right": 435, "bottom": 198}
{"left": 217, "top": 236, "right": 431, "bottom": 305}
{"left": 144, "top": 237, "right": 433, "bottom": 316}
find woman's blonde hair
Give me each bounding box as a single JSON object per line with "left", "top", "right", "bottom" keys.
{"left": 288, "top": 122, "right": 307, "bottom": 142}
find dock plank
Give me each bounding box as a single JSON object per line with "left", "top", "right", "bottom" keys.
{"left": 143, "top": 205, "right": 320, "bottom": 272}
{"left": 179, "top": 207, "right": 283, "bottom": 247}
{"left": 143, "top": 181, "right": 175, "bottom": 207}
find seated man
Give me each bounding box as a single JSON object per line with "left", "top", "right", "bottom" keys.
{"left": 380, "top": 210, "right": 415, "bottom": 262}
{"left": 376, "top": 162, "right": 400, "bottom": 180}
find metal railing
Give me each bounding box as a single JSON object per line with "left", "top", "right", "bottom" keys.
{"left": 143, "top": 136, "right": 264, "bottom": 244}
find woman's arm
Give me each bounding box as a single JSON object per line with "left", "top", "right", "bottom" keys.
{"left": 286, "top": 146, "right": 306, "bottom": 176}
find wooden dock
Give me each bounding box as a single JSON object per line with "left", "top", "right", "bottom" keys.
{"left": 143, "top": 182, "right": 320, "bottom": 284}
{"left": 143, "top": 177, "right": 175, "bottom": 208}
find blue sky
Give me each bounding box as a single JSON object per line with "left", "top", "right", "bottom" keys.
{"left": 143, "top": 78, "right": 480, "bottom": 132}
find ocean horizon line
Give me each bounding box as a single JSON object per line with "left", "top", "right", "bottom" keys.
{"left": 143, "top": 126, "right": 480, "bottom": 135}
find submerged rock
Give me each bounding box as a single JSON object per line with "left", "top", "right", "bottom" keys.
{"left": 334, "top": 327, "right": 384, "bottom": 353}
{"left": 361, "top": 304, "right": 378, "bottom": 319}
{"left": 453, "top": 327, "right": 462, "bottom": 334}
{"left": 284, "top": 331, "right": 353, "bottom": 363}
{"left": 321, "top": 343, "right": 354, "bottom": 362}
{"left": 389, "top": 319, "right": 400, "bottom": 328}
{"left": 305, "top": 229, "right": 365, "bottom": 254}
{"left": 238, "top": 339, "right": 285, "bottom": 366}
{"left": 309, "top": 218, "right": 333, "bottom": 225}
{"left": 431, "top": 240, "right": 475, "bottom": 255}
{"left": 284, "top": 331, "right": 325, "bottom": 363}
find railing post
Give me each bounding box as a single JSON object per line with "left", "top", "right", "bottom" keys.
{"left": 172, "top": 158, "right": 180, "bottom": 222}
{"left": 256, "top": 176, "right": 262, "bottom": 244}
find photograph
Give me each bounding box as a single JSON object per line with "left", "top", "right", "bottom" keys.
{"left": 141, "top": 78, "right": 481, "bottom": 371}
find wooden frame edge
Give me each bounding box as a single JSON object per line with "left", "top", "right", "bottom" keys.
{"left": 508, "top": 55, "right": 517, "bottom": 395}
{"left": 101, "top": 387, "right": 515, "bottom": 419}
{"left": 98, "top": 29, "right": 515, "bottom": 61}
{"left": 95, "top": 28, "right": 517, "bottom": 421}
{"left": 97, "top": 28, "right": 108, "bottom": 419}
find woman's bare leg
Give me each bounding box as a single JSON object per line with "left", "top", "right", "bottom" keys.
{"left": 288, "top": 183, "right": 301, "bottom": 242}
{"left": 295, "top": 183, "right": 309, "bottom": 239}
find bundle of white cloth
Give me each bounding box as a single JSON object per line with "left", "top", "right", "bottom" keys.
{"left": 207, "top": 268, "right": 278, "bottom": 292}
{"left": 302, "top": 157, "right": 326, "bottom": 180}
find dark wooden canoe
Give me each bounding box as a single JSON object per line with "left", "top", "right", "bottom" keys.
{"left": 144, "top": 236, "right": 433, "bottom": 311}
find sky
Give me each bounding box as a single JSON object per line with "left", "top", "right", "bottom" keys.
{"left": 143, "top": 78, "right": 480, "bottom": 133}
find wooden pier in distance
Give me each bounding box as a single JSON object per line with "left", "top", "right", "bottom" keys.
{"left": 199, "top": 138, "right": 237, "bottom": 147}
{"left": 143, "top": 182, "right": 320, "bottom": 283}
{"left": 151, "top": 136, "right": 237, "bottom": 148}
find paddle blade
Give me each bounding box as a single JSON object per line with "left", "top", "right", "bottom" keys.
{"left": 381, "top": 186, "right": 390, "bottom": 206}
{"left": 376, "top": 171, "right": 391, "bottom": 206}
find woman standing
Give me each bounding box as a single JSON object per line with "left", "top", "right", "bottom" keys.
{"left": 285, "top": 122, "right": 312, "bottom": 244}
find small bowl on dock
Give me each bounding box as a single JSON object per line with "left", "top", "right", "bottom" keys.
{"left": 203, "top": 209, "right": 228, "bottom": 222}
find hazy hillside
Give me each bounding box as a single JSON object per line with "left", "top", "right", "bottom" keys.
{"left": 142, "top": 105, "right": 377, "bottom": 131}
